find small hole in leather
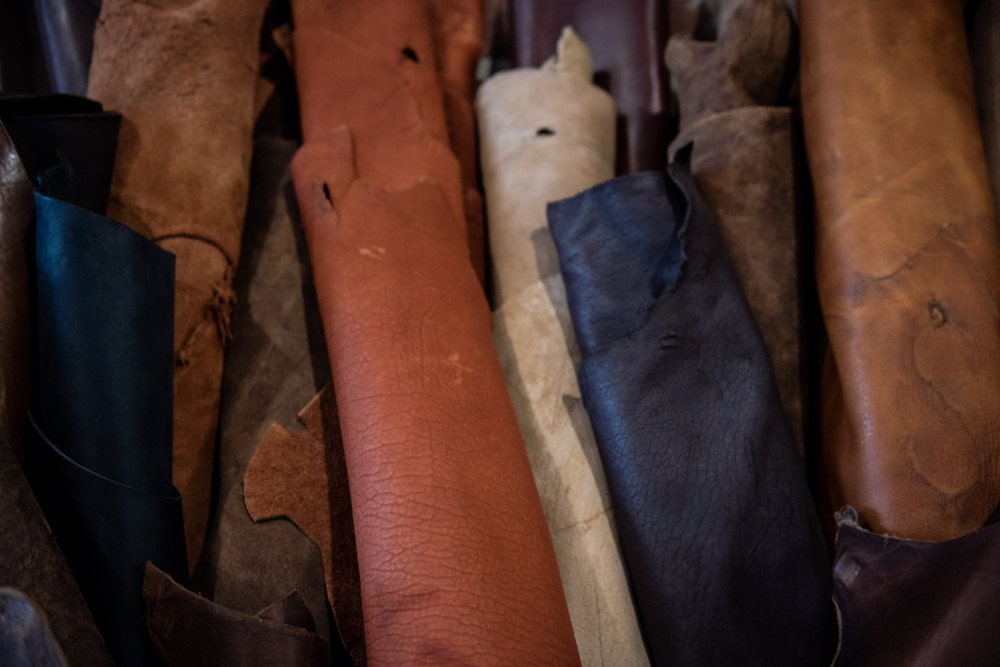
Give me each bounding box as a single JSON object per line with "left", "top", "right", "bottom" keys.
{"left": 536, "top": 127, "right": 555, "bottom": 137}
{"left": 321, "top": 182, "right": 332, "bottom": 204}
{"left": 401, "top": 47, "right": 420, "bottom": 63}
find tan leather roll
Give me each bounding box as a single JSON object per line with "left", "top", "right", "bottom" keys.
{"left": 291, "top": 0, "right": 579, "bottom": 662}
{"left": 478, "top": 28, "right": 648, "bottom": 666}
{"left": 87, "top": 0, "right": 268, "bottom": 566}
{"left": 801, "top": 0, "right": 1000, "bottom": 540}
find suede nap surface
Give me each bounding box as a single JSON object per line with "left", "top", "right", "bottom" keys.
{"left": 548, "top": 160, "right": 831, "bottom": 665}
{"left": 801, "top": 0, "right": 1000, "bottom": 540}
{"left": 477, "top": 28, "right": 647, "bottom": 666}
{"left": 87, "top": 0, "right": 269, "bottom": 567}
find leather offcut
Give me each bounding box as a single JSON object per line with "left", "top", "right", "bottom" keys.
{"left": 87, "top": 0, "right": 269, "bottom": 567}
{"left": 666, "top": 0, "right": 804, "bottom": 446}
{"left": 800, "top": 0, "right": 1000, "bottom": 540}
{"left": 477, "top": 28, "right": 648, "bottom": 666}
{"left": 0, "top": 588, "right": 69, "bottom": 667}
{"left": 508, "top": 0, "right": 670, "bottom": 173}
{"left": 548, "top": 159, "right": 832, "bottom": 665}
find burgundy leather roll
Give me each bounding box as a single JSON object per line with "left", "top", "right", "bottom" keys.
{"left": 291, "top": 0, "right": 579, "bottom": 661}
{"left": 509, "top": 0, "right": 670, "bottom": 173}
{"left": 87, "top": 0, "right": 269, "bottom": 566}
{"left": 801, "top": 0, "right": 1000, "bottom": 541}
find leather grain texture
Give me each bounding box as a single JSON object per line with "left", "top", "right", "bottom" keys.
{"left": 478, "top": 28, "right": 648, "bottom": 666}
{"left": 548, "top": 161, "right": 831, "bottom": 665}
{"left": 801, "top": 0, "right": 1000, "bottom": 540}
{"left": 87, "top": 0, "right": 269, "bottom": 566}
{"left": 0, "top": 588, "right": 69, "bottom": 667}
{"left": 508, "top": 0, "right": 670, "bottom": 173}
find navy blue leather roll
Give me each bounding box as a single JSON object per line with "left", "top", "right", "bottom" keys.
{"left": 547, "top": 155, "right": 832, "bottom": 665}
{"left": 32, "top": 0, "right": 99, "bottom": 96}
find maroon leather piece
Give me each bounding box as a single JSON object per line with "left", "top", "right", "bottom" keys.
{"left": 143, "top": 563, "right": 329, "bottom": 667}
{"left": 801, "top": 0, "right": 1000, "bottom": 540}
{"left": 87, "top": 0, "right": 268, "bottom": 567}
{"left": 291, "top": 121, "right": 579, "bottom": 662}
{"left": 833, "top": 507, "right": 1000, "bottom": 665}
{"left": 509, "top": 0, "right": 670, "bottom": 173}
{"left": 245, "top": 385, "right": 364, "bottom": 665}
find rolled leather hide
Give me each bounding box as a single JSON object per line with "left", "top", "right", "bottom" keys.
{"left": 144, "top": 563, "right": 329, "bottom": 667}
{"left": 666, "top": 0, "right": 803, "bottom": 445}
{"left": 291, "top": 0, "right": 579, "bottom": 660}
{"left": 800, "top": 0, "right": 1000, "bottom": 540}
{"left": 32, "top": 0, "right": 99, "bottom": 95}
{"left": 87, "top": 0, "right": 269, "bottom": 566}
{"left": 193, "top": 136, "right": 335, "bottom": 648}
{"left": 0, "top": 588, "right": 68, "bottom": 667}
{"left": 548, "top": 157, "right": 832, "bottom": 665}
{"left": 0, "top": 121, "right": 110, "bottom": 667}
{"left": 508, "top": 0, "right": 670, "bottom": 173}
{"left": 477, "top": 28, "right": 648, "bottom": 666}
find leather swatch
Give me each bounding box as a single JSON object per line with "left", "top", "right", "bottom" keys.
{"left": 32, "top": 0, "right": 99, "bottom": 95}
{"left": 666, "top": 0, "right": 803, "bottom": 445}
{"left": 245, "top": 384, "right": 364, "bottom": 665}
{"left": 88, "top": 0, "right": 269, "bottom": 566}
{"left": 548, "top": 159, "right": 831, "bottom": 665}
{"left": 27, "top": 190, "right": 188, "bottom": 666}
{"left": 478, "top": 28, "right": 648, "bottom": 666}
{"left": 0, "top": 588, "right": 68, "bottom": 667}
{"left": 144, "top": 563, "right": 329, "bottom": 667}
{"left": 800, "top": 0, "right": 1000, "bottom": 540}
{"left": 833, "top": 507, "right": 1000, "bottom": 665}
{"left": 0, "top": 120, "right": 111, "bottom": 667}
{"left": 508, "top": 0, "right": 670, "bottom": 173}
{"left": 194, "top": 137, "right": 333, "bottom": 650}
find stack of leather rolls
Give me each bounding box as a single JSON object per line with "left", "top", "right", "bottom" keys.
{"left": 0, "top": 0, "right": 999, "bottom": 664}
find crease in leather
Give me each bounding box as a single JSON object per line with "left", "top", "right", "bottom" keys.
{"left": 666, "top": 0, "right": 803, "bottom": 446}
{"left": 193, "top": 137, "right": 333, "bottom": 649}
{"left": 87, "top": 0, "right": 269, "bottom": 567}
{"left": 508, "top": 0, "right": 670, "bottom": 174}
{"left": 32, "top": 0, "right": 99, "bottom": 96}
{"left": 244, "top": 383, "right": 364, "bottom": 666}
{"left": 478, "top": 27, "right": 648, "bottom": 666}
{"left": 801, "top": 0, "right": 1000, "bottom": 540}
{"left": 0, "top": 119, "right": 111, "bottom": 667}
{"left": 547, "top": 159, "right": 832, "bottom": 665}
{"left": 0, "top": 588, "right": 69, "bottom": 667}
{"left": 143, "top": 563, "right": 329, "bottom": 667}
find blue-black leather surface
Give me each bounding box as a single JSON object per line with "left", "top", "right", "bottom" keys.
{"left": 548, "top": 157, "right": 832, "bottom": 665}
{"left": 32, "top": 0, "right": 99, "bottom": 96}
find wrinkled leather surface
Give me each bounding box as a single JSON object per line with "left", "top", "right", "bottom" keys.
{"left": 801, "top": 0, "right": 1000, "bottom": 540}
{"left": 88, "top": 0, "right": 268, "bottom": 566}
{"left": 292, "top": 128, "right": 579, "bottom": 667}
{"left": 667, "top": 0, "right": 803, "bottom": 445}
{"left": 0, "top": 588, "right": 68, "bottom": 667}
{"left": 0, "top": 121, "right": 111, "bottom": 667}
{"left": 27, "top": 190, "right": 188, "bottom": 666}
{"left": 509, "top": 0, "right": 669, "bottom": 173}
{"left": 478, "top": 29, "right": 647, "bottom": 666}
{"left": 548, "top": 161, "right": 831, "bottom": 665}
{"left": 971, "top": 0, "right": 1000, "bottom": 236}
{"left": 245, "top": 384, "right": 364, "bottom": 665}
{"left": 144, "top": 563, "right": 329, "bottom": 667}
{"left": 33, "top": 0, "right": 99, "bottom": 96}
{"left": 833, "top": 507, "right": 1000, "bottom": 665}
{"left": 194, "top": 137, "right": 333, "bottom": 650}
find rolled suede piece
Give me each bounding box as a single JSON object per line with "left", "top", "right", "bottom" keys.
{"left": 801, "top": 0, "right": 1000, "bottom": 540}
{"left": 832, "top": 507, "right": 1000, "bottom": 665}
{"left": 87, "top": 0, "right": 269, "bottom": 566}
{"left": 0, "top": 123, "right": 111, "bottom": 667}
{"left": 27, "top": 190, "right": 188, "bottom": 666}
{"left": 548, "top": 160, "right": 831, "bottom": 665}
{"left": 666, "top": 0, "right": 803, "bottom": 445}
{"left": 293, "top": 130, "right": 579, "bottom": 665}
{"left": 144, "top": 564, "right": 329, "bottom": 667}
{"left": 508, "top": 0, "right": 670, "bottom": 174}
{"left": 0, "top": 589, "right": 68, "bottom": 667}
{"left": 971, "top": 0, "right": 1000, "bottom": 236}
{"left": 478, "top": 29, "right": 648, "bottom": 666}
{"left": 32, "top": 0, "right": 99, "bottom": 96}
{"left": 194, "top": 137, "right": 333, "bottom": 649}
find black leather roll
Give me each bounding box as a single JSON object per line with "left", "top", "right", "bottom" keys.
{"left": 32, "top": 0, "right": 99, "bottom": 96}
{"left": 547, "top": 153, "right": 832, "bottom": 665}
{"left": 0, "top": 588, "right": 69, "bottom": 667}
